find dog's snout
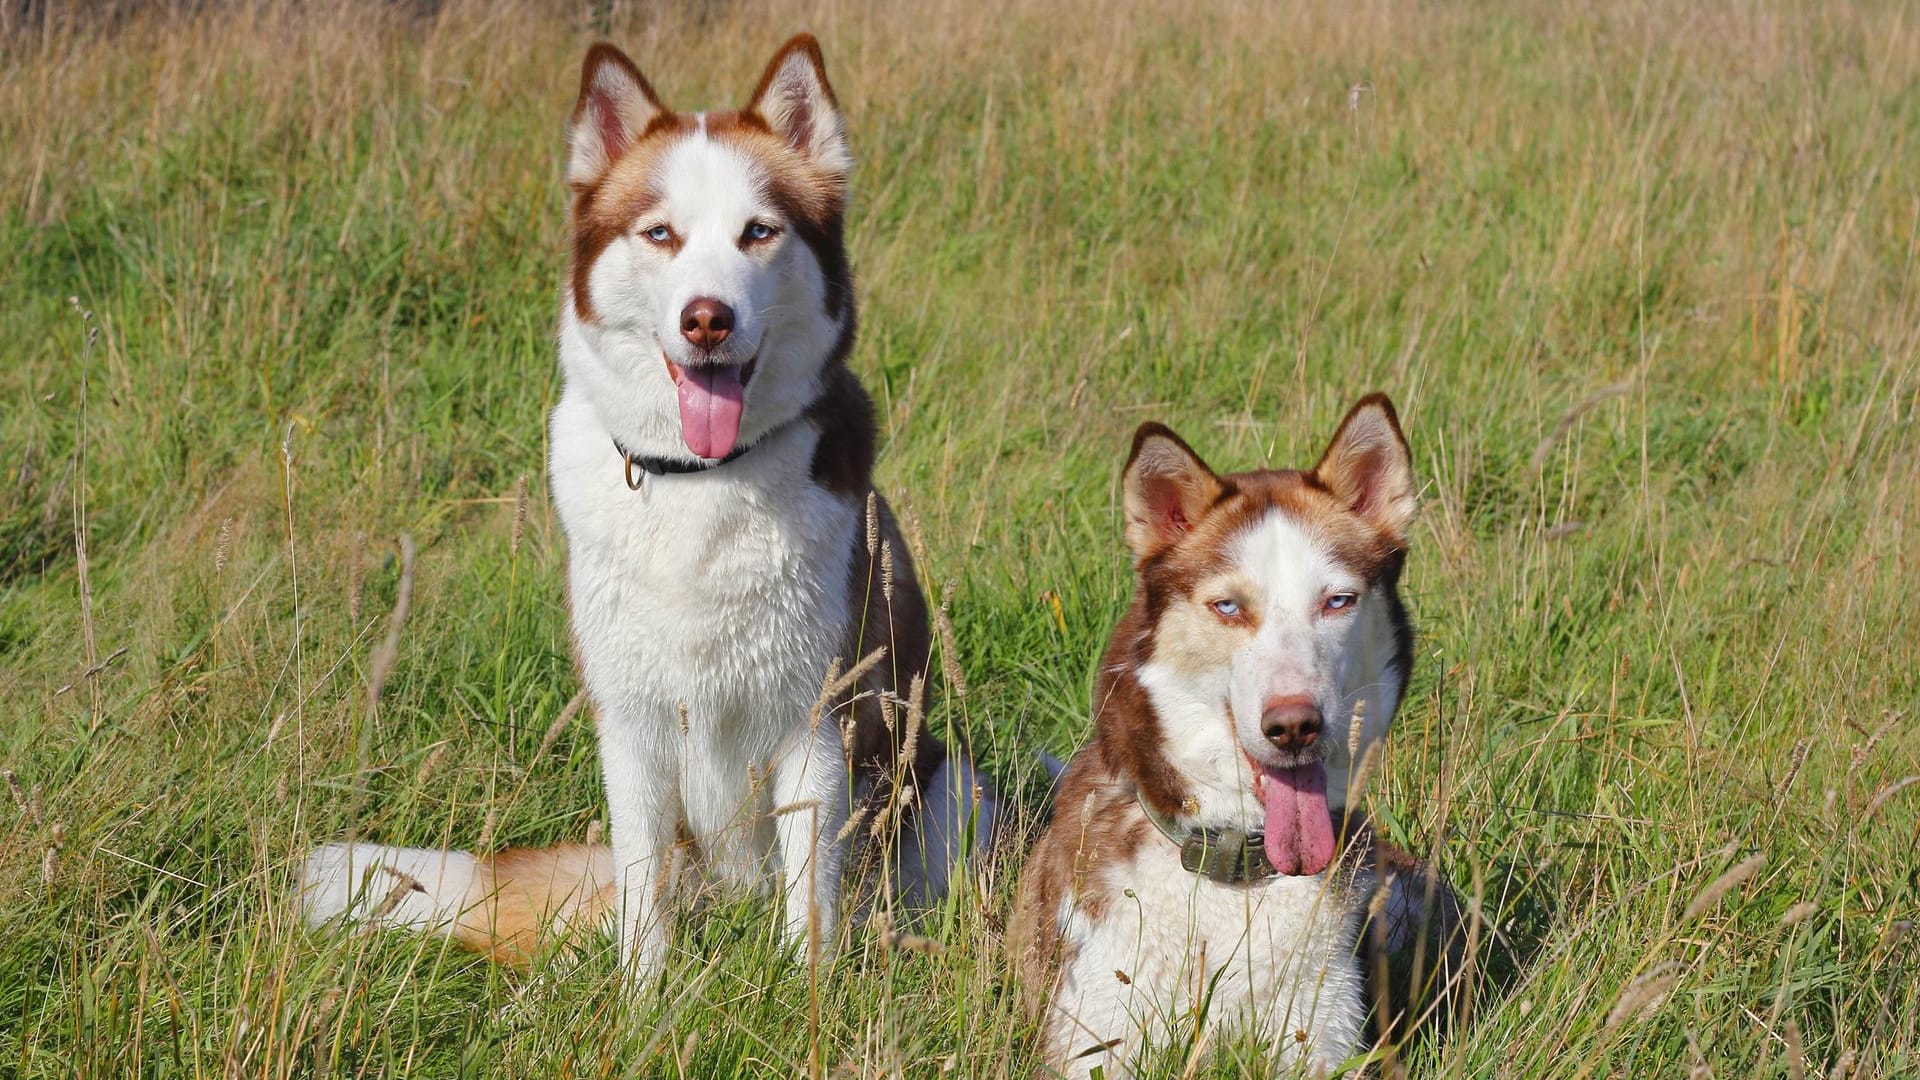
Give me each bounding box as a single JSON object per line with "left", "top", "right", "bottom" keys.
{"left": 1261, "top": 695, "right": 1323, "bottom": 753}
{"left": 680, "top": 298, "right": 734, "bottom": 350}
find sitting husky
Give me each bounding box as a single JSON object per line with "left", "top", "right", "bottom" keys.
{"left": 1012, "top": 395, "right": 1449, "bottom": 1077}
{"left": 300, "top": 36, "right": 995, "bottom": 976}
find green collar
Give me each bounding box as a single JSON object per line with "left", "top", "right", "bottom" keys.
{"left": 1136, "top": 792, "right": 1278, "bottom": 885}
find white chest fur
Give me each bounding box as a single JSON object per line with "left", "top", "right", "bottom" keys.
{"left": 549, "top": 386, "right": 856, "bottom": 845}
{"left": 1047, "top": 826, "right": 1370, "bottom": 1078}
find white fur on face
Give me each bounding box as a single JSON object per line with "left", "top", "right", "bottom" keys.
{"left": 1136, "top": 656, "right": 1256, "bottom": 829}
{"left": 1135, "top": 511, "right": 1359, "bottom": 830}
{"left": 1225, "top": 511, "right": 1367, "bottom": 770}
{"left": 1138, "top": 507, "right": 1404, "bottom": 826}
{"left": 571, "top": 129, "right": 845, "bottom": 453}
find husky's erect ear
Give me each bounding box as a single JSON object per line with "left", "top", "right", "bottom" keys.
{"left": 1313, "top": 393, "right": 1416, "bottom": 540}
{"left": 569, "top": 43, "right": 667, "bottom": 187}
{"left": 746, "top": 34, "right": 851, "bottom": 177}
{"left": 1123, "top": 424, "right": 1225, "bottom": 560}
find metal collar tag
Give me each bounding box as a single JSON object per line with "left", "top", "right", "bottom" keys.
{"left": 1142, "top": 795, "right": 1277, "bottom": 885}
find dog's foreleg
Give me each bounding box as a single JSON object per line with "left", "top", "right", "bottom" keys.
{"left": 598, "top": 722, "right": 683, "bottom": 982}
{"left": 771, "top": 723, "right": 849, "bottom": 964}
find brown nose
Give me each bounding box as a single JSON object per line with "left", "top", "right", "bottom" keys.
{"left": 1261, "top": 695, "right": 1323, "bottom": 753}
{"left": 680, "top": 298, "right": 733, "bottom": 350}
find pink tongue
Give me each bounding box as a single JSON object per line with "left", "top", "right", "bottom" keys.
{"left": 676, "top": 364, "right": 746, "bottom": 459}
{"left": 1261, "top": 763, "right": 1336, "bottom": 876}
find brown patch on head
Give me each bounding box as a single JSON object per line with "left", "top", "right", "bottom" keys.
{"left": 565, "top": 43, "right": 677, "bottom": 325}
{"left": 1143, "top": 568, "right": 1259, "bottom": 679}
{"left": 1100, "top": 402, "right": 1418, "bottom": 790}
{"left": 1218, "top": 470, "right": 1408, "bottom": 585}
{"left": 1311, "top": 392, "right": 1417, "bottom": 542}
{"left": 1123, "top": 400, "right": 1415, "bottom": 630}
{"left": 706, "top": 112, "right": 852, "bottom": 322}
{"left": 562, "top": 37, "right": 854, "bottom": 327}
{"left": 568, "top": 144, "right": 671, "bottom": 324}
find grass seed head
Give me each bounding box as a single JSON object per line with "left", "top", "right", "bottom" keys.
{"left": 1864, "top": 775, "right": 1918, "bottom": 820}
{"left": 1848, "top": 711, "right": 1898, "bottom": 775}
{"left": 1776, "top": 738, "right": 1810, "bottom": 805}
{"left": 1780, "top": 901, "right": 1819, "bottom": 927}
{"left": 936, "top": 580, "right": 968, "bottom": 699}
{"left": 414, "top": 743, "right": 446, "bottom": 786}
{"left": 1606, "top": 961, "right": 1682, "bottom": 1029}
{"left": 4, "top": 772, "right": 37, "bottom": 825}
{"left": 836, "top": 806, "right": 872, "bottom": 843}
{"left": 901, "top": 674, "right": 926, "bottom": 765}
{"left": 1683, "top": 853, "right": 1766, "bottom": 922}
{"left": 348, "top": 531, "right": 365, "bottom": 623}
{"left": 1346, "top": 740, "right": 1383, "bottom": 803}
{"left": 214, "top": 516, "right": 233, "bottom": 573}
{"left": 881, "top": 540, "right": 895, "bottom": 604}
{"left": 510, "top": 474, "right": 528, "bottom": 556}
{"left": 808, "top": 657, "right": 843, "bottom": 734}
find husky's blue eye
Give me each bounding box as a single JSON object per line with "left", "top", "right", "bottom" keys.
{"left": 1210, "top": 598, "right": 1241, "bottom": 618}
{"left": 743, "top": 221, "right": 776, "bottom": 243}
{"left": 644, "top": 225, "right": 672, "bottom": 244}
{"left": 1324, "top": 593, "right": 1358, "bottom": 613}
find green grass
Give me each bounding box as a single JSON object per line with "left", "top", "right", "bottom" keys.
{"left": 2, "top": 0, "right": 1917, "bottom": 1076}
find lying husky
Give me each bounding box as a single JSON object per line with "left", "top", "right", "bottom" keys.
{"left": 1012, "top": 396, "right": 1448, "bottom": 1077}
{"left": 300, "top": 36, "right": 995, "bottom": 974}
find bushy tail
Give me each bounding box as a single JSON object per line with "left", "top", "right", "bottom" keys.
{"left": 299, "top": 752, "right": 1009, "bottom": 959}
{"left": 894, "top": 751, "right": 1002, "bottom": 902}
{"left": 298, "top": 842, "right": 612, "bottom": 966}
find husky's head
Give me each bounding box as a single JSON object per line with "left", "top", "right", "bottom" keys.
{"left": 562, "top": 36, "right": 853, "bottom": 460}
{"left": 1110, "top": 395, "right": 1416, "bottom": 875}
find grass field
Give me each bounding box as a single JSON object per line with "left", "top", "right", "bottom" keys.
{"left": 3, "top": 0, "right": 1918, "bottom": 1075}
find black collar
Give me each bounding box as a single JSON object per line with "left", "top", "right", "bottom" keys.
{"left": 1137, "top": 792, "right": 1278, "bottom": 884}
{"left": 613, "top": 437, "right": 753, "bottom": 489}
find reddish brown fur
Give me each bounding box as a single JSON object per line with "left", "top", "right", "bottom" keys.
{"left": 1112, "top": 452, "right": 1408, "bottom": 822}
{"left": 449, "top": 844, "right": 615, "bottom": 967}
{"left": 801, "top": 365, "right": 876, "bottom": 497}
{"left": 453, "top": 39, "right": 963, "bottom": 966}
{"left": 566, "top": 38, "right": 852, "bottom": 327}
{"left": 1012, "top": 398, "right": 1428, "bottom": 1032}
{"left": 564, "top": 37, "right": 919, "bottom": 784}
{"left": 1008, "top": 739, "right": 1151, "bottom": 1018}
